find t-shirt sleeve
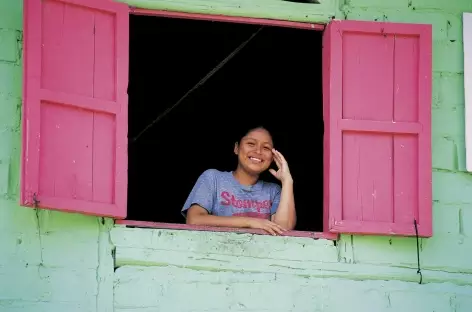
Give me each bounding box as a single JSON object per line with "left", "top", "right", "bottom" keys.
{"left": 182, "top": 169, "right": 217, "bottom": 217}
{"left": 270, "top": 184, "right": 282, "bottom": 215}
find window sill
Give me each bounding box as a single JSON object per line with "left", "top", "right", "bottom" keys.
{"left": 115, "top": 220, "right": 338, "bottom": 240}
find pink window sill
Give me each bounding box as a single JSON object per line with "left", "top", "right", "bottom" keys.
{"left": 115, "top": 220, "right": 338, "bottom": 240}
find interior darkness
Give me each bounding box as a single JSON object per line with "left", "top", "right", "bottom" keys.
{"left": 127, "top": 15, "right": 323, "bottom": 232}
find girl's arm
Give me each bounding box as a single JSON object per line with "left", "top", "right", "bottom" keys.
{"left": 271, "top": 179, "right": 296, "bottom": 230}
{"left": 187, "top": 205, "right": 286, "bottom": 236}
{"left": 269, "top": 149, "right": 297, "bottom": 230}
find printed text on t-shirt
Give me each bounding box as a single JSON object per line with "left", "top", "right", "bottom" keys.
{"left": 220, "top": 191, "right": 272, "bottom": 211}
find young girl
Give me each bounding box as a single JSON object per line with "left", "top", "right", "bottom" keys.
{"left": 181, "top": 126, "right": 296, "bottom": 235}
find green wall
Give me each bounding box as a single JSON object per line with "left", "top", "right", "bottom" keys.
{"left": 0, "top": 0, "right": 471, "bottom": 311}
{"left": 0, "top": 3, "right": 114, "bottom": 311}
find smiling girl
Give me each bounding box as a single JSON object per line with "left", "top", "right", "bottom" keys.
{"left": 181, "top": 126, "right": 296, "bottom": 235}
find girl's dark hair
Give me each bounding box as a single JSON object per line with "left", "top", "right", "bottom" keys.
{"left": 235, "top": 125, "right": 274, "bottom": 145}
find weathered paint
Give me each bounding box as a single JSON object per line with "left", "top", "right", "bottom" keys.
{"left": 132, "top": 8, "right": 327, "bottom": 30}
{"left": 464, "top": 13, "right": 472, "bottom": 172}
{"left": 1, "top": 0, "right": 472, "bottom": 311}
{"left": 1, "top": 2, "right": 115, "bottom": 311}
{"left": 121, "top": 0, "right": 339, "bottom": 23}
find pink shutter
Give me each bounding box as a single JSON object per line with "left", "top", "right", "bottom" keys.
{"left": 323, "top": 20, "right": 432, "bottom": 237}
{"left": 21, "top": 0, "right": 129, "bottom": 218}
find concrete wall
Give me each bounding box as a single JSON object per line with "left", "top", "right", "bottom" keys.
{"left": 0, "top": 1, "right": 114, "bottom": 311}
{"left": 112, "top": 227, "right": 472, "bottom": 311}
{"left": 0, "top": 0, "right": 471, "bottom": 311}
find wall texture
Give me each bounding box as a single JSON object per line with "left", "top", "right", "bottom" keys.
{"left": 0, "top": 1, "right": 114, "bottom": 312}
{"left": 120, "top": 0, "right": 338, "bottom": 22}
{"left": 339, "top": 0, "right": 472, "bottom": 274}
{"left": 113, "top": 0, "right": 472, "bottom": 311}
{"left": 0, "top": 0, "right": 471, "bottom": 311}
{"left": 112, "top": 227, "right": 472, "bottom": 311}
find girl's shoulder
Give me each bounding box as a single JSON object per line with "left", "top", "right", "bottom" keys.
{"left": 201, "top": 168, "right": 227, "bottom": 176}
{"left": 260, "top": 179, "right": 282, "bottom": 195}
{"left": 199, "top": 168, "right": 230, "bottom": 181}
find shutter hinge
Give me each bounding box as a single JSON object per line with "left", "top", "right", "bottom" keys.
{"left": 33, "top": 193, "right": 40, "bottom": 208}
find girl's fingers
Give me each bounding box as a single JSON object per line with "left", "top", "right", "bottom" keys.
{"left": 277, "top": 151, "right": 286, "bottom": 163}
{"left": 272, "top": 151, "right": 282, "bottom": 168}
{"left": 263, "top": 221, "right": 287, "bottom": 235}
{"left": 272, "top": 149, "right": 281, "bottom": 160}
{"left": 274, "top": 223, "right": 287, "bottom": 232}
{"left": 274, "top": 157, "right": 282, "bottom": 169}
{"left": 275, "top": 150, "right": 288, "bottom": 165}
{"left": 272, "top": 149, "right": 287, "bottom": 167}
{"left": 264, "top": 226, "right": 277, "bottom": 236}
{"left": 271, "top": 223, "right": 285, "bottom": 234}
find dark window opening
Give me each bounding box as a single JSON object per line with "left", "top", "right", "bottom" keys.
{"left": 127, "top": 15, "right": 323, "bottom": 232}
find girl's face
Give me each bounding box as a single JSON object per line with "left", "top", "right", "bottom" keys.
{"left": 234, "top": 128, "right": 274, "bottom": 175}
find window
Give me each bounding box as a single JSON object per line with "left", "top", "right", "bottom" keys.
{"left": 21, "top": 0, "right": 433, "bottom": 238}
{"left": 464, "top": 13, "right": 472, "bottom": 172}
{"left": 323, "top": 21, "right": 432, "bottom": 237}
{"left": 21, "top": 0, "right": 129, "bottom": 217}
{"left": 127, "top": 15, "right": 324, "bottom": 233}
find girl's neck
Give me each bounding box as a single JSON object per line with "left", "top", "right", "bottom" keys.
{"left": 233, "top": 166, "right": 259, "bottom": 186}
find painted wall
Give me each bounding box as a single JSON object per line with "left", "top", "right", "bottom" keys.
{"left": 0, "top": 0, "right": 471, "bottom": 311}
{"left": 0, "top": 2, "right": 114, "bottom": 311}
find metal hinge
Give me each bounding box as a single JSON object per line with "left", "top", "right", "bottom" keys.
{"left": 33, "top": 193, "right": 40, "bottom": 208}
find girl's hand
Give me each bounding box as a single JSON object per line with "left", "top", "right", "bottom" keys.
{"left": 269, "top": 149, "right": 293, "bottom": 185}
{"left": 246, "top": 218, "right": 287, "bottom": 235}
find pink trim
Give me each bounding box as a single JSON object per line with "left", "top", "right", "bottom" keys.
{"left": 339, "top": 120, "right": 422, "bottom": 134}
{"left": 115, "top": 220, "right": 338, "bottom": 240}
{"left": 417, "top": 23, "right": 433, "bottom": 237}
{"left": 35, "top": 196, "right": 120, "bottom": 217}
{"left": 323, "top": 20, "right": 341, "bottom": 235}
{"left": 22, "top": 0, "right": 42, "bottom": 206}
{"left": 20, "top": 0, "right": 30, "bottom": 206}
{"left": 329, "top": 19, "right": 431, "bottom": 36}
{"left": 114, "top": 5, "right": 130, "bottom": 219}
{"left": 330, "top": 220, "right": 430, "bottom": 237}
{"left": 39, "top": 89, "right": 120, "bottom": 114}
{"left": 131, "top": 8, "right": 325, "bottom": 31}
{"left": 118, "top": 9, "right": 329, "bottom": 238}
{"left": 322, "top": 18, "right": 331, "bottom": 234}
{"left": 51, "top": 0, "right": 123, "bottom": 12}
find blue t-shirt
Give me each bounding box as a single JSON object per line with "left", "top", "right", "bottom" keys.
{"left": 182, "top": 169, "right": 281, "bottom": 219}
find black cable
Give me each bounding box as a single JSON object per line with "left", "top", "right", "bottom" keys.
{"left": 132, "top": 26, "right": 264, "bottom": 143}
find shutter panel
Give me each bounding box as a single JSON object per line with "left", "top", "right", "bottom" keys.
{"left": 323, "top": 20, "right": 432, "bottom": 237}
{"left": 21, "top": 0, "right": 129, "bottom": 218}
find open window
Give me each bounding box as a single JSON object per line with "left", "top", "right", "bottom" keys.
{"left": 21, "top": 0, "right": 433, "bottom": 238}
{"left": 126, "top": 15, "right": 325, "bottom": 233}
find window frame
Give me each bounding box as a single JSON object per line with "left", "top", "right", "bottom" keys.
{"left": 120, "top": 8, "right": 336, "bottom": 240}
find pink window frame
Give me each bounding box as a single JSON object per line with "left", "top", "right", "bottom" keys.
{"left": 116, "top": 8, "right": 337, "bottom": 241}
